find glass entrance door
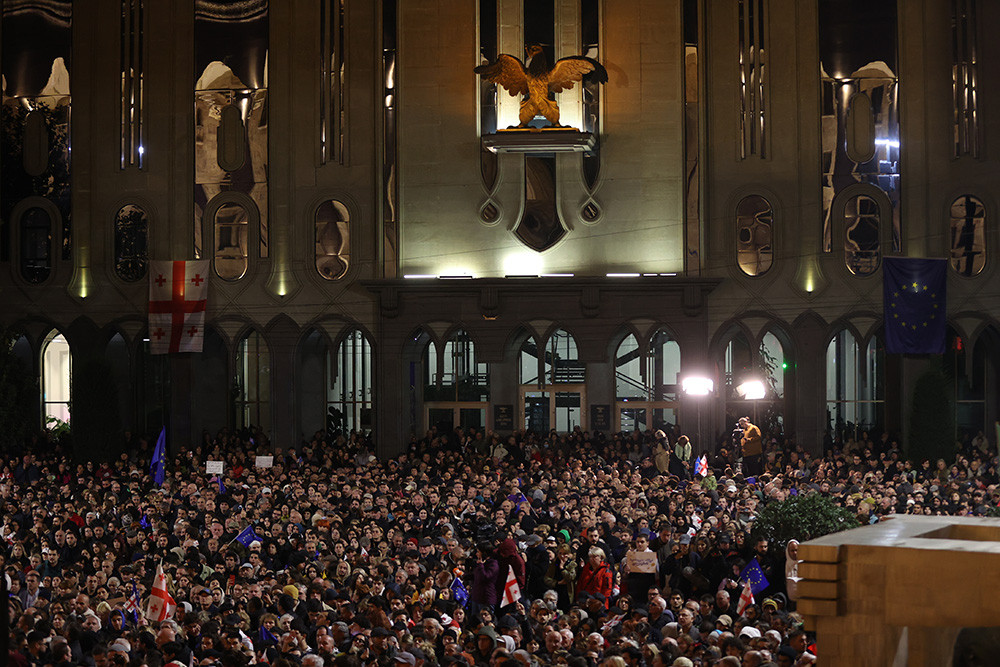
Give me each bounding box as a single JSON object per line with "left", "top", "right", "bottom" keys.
{"left": 520, "top": 384, "right": 587, "bottom": 433}
{"left": 425, "top": 403, "right": 488, "bottom": 433}
{"left": 615, "top": 401, "right": 677, "bottom": 433}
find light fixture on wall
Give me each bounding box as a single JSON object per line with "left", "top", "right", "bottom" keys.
{"left": 682, "top": 376, "right": 714, "bottom": 396}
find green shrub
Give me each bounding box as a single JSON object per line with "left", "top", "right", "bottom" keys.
{"left": 750, "top": 491, "right": 860, "bottom": 554}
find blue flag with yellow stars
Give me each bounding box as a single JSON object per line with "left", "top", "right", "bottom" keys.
{"left": 883, "top": 257, "right": 947, "bottom": 354}
{"left": 740, "top": 558, "right": 770, "bottom": 596}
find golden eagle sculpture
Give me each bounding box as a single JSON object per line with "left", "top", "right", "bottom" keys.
{"left": 475, "top": 45, "right": 608, "bottom": 128}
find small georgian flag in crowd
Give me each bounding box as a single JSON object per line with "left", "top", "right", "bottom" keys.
{"left": 690, "top": 512, "right": 703, "bottom": 529}
{"left": 736, "top": 580, "right": 754, "bottom": 616}
{"left": 501, "top": 564, "right": 521, "bottom": 607}
{"left": 146, "top": 563, "right": 176, "bottom": 623}
{"left": 124, "top": 582, "right": 141, "bottom": 622}
{"left": 695, "top": 455, "right": 708, "bottom": 477}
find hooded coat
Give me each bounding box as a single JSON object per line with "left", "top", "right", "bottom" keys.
{"left": 494, "top": 538, "right": 526, "bottom": 602}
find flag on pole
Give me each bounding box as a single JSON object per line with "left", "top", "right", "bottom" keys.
{"left": 450, "top": 576, "right": 469, "bottom": 607}
{"left": 501, "top": 564, "right": 521, "bottom": 607}
{"left": 124, "top": 582, "right": 141, "bottom": 623}
{"left": 736, "top": 580, "right": 754, "bottom": 616}
{"left": 148, "top": 259, "right": 210, "bottom": 354}
{"left": 217, "top": 475, "right": 226, "bottom": 495}
{"left": 695, "top": 455, "right": 709, "bottom": 477}
{"left": 146, "top": 564, "right": 176, "bottom": 623}
{"left": 235, "top": 525, "right": 263, "bottom": 548}
{"left": 151, "top": 427, "right": 166, "bottom": 487}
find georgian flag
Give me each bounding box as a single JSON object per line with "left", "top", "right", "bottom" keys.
{"left": 695, "top": 455, "right": 708, "bottom": 477}
{"left": 148, "top": 260, "right": 209, "bottom": 354}
{"left": 736, "top": 580, "right": 754, "bottom": 616}
{"left": 124, "top": 582, "right": 141, "bottom": 622}
{"left": 501, "top": 564, "right": 521, "bottom": 607}
{"left": 146, "top": 564, "right": 176, "bottom": 623}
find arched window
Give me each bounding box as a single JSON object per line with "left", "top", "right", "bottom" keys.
{"left": 315, "top": 199, "right": 350, "bottom": 280}
{"left": 41, "top": 332, "right": 71, "bottom": 427}
{"left": 615, "top": 334, "right": 644, "bottom": 401}
{"left": 328, "top": 329, "right": 373, "bottom": 433}
{"left": 442, "top": 330, "right": 489, "bottom": 401}
{"left": 736, "top": 195, "right": 773, "bottom": 276}
{"left": 21, "top": 206, "right": 52, "bottom": 283}
{"left": 950, "top": 195, "right": 986, "bottom": 277}
{"left": 214, "top": 202, "right": 249, "bottom": 280}
{"left": 615, "top": 329, "right": 680, "bottom": 432}
{"left": 826, "top": 330, "right": 883, "bottom": 443}
{"left": 546, "top": 329, "right": 583, "bottom": 385}
{"left": 114, "top": 204, "right": 149, "bottom": 282}
{"left": 424, "top": 330, "right": 489, "bottom": 432}
{"left": 760, "top": 331, "right": 785, "bottom": 398}
{"left": 236, "top": 331, "right": 270, "bottom": 436}
{"left": 844, "top": 194, "right": 881, "bottom": 275}
{"left": 519, "top": 329, "right": 584, "bottom": 433}
{"left": 423, "top": 339, "right": 439, "bottom": 388}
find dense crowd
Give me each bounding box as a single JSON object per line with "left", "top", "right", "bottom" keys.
{"left": 1, "top": 421, "right": 997, "bottom": 667}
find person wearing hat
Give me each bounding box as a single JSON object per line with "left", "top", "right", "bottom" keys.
{"left": 370, "top": 626, "right": 397, "bottom": 664}
{"left": 523, "top": 533, "right": 549, "bottom": 600}
{"left": 393, "top": 651, "right": 417, "bottom": 666}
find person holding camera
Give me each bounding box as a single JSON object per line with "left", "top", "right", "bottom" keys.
{"left": 739, "top": 416, "right": 763, "bottom": 476}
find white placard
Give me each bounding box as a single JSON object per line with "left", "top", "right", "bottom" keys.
{"left": 255, "top": 456, "right": 274, "bottom": 468}
{"left": 206, "top": 460, "right": 224, "bottom": 475}
{"left": 626, "top": 550, "right": 658, "bottom": 574}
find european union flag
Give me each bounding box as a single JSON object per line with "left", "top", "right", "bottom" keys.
{"left": 259, "top": 625, "right": 278, "bottom": 644}
{"left": 451, "top": 576, "right": 469, "bottom": 607}
{"left": 883, "top": 257, "right": 947, "bottom": 354}
{"left": 151, "top": 427, "right": 167, "bottom": 487}
{"left": 507, "top": 492, "right": 529, "bottom": 509}
{"left": 739, "top": 558, "right": 770, "bottom": 596}
{"left": 235, "top": 525, "right": 262, "bottom": 547}
{"left": 217, "top": 476, "right": 226, "bottom": 495}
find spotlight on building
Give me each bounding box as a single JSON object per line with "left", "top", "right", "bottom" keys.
{"left": 681, "top": 376, "right": 714, "bottom": 396}
{"left": 736, "top": 380, "right": 767, "bottom": 400}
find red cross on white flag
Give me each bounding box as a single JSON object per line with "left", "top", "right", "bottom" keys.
{"left": 502, "top": 564, "right": 521, "bottom": 607}
{"left": 148, "top": 260, "right": 209, "bottom": 354}
{"left": 736, "top": 580, "right": 754, "bottom": 616}
{"left": 146, "top": 563, "right": 176, "bottom": 623}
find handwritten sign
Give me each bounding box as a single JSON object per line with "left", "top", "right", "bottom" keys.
{"left": 626, "top": 550, "right": 658, "bottom": 574}
{"left": 255, "top": 456, "right": 274, "bottom": 468}
{"left": 205, "top": 461, "right": 224, "bottom": 475}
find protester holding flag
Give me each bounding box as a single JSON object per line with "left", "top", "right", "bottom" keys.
{"left": 146, "top": 563, "right": 176, "bottom": 623}
{"left": 468, "top": 541, "right": 500, "bottom": 616}
{"left": 494, "top": 537, "right": 526, "bottom": 605}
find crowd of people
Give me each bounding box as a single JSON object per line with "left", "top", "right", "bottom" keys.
{"left": 1, "top": 420, "right": 997, "bottom": 667}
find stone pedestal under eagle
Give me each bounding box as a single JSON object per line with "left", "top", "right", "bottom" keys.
{"left": 475, "top": 45, "right": 608, "bottom": 128}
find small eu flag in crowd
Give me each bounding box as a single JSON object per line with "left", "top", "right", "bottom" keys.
{"left": 235, "top": 525, "right": 262, "bottom": 547}
{"left": 451, "top": 576, "right": 469, "bottom": 607}
{"left": 151, "top": 427, "right": 166, "bottom": 487}
{"left": 883, "top": 257, "right": 946, "bottom": 354}
{"left": 740, "top": 558, "right": 770, "bottom": 595}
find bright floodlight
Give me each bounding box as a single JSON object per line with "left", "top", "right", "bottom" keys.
{"left": 736, "top": 380, "right": 767, "bottom": 400}
{"left": 682, "top": 376, "right": 714, "bottom": 396}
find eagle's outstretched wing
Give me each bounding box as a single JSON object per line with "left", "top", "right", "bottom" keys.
{"left": 547, "top": 56, "right": 608, "bottom": 93}
{"left": 475, "top": 54, "right": 529, "bottom": 97}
